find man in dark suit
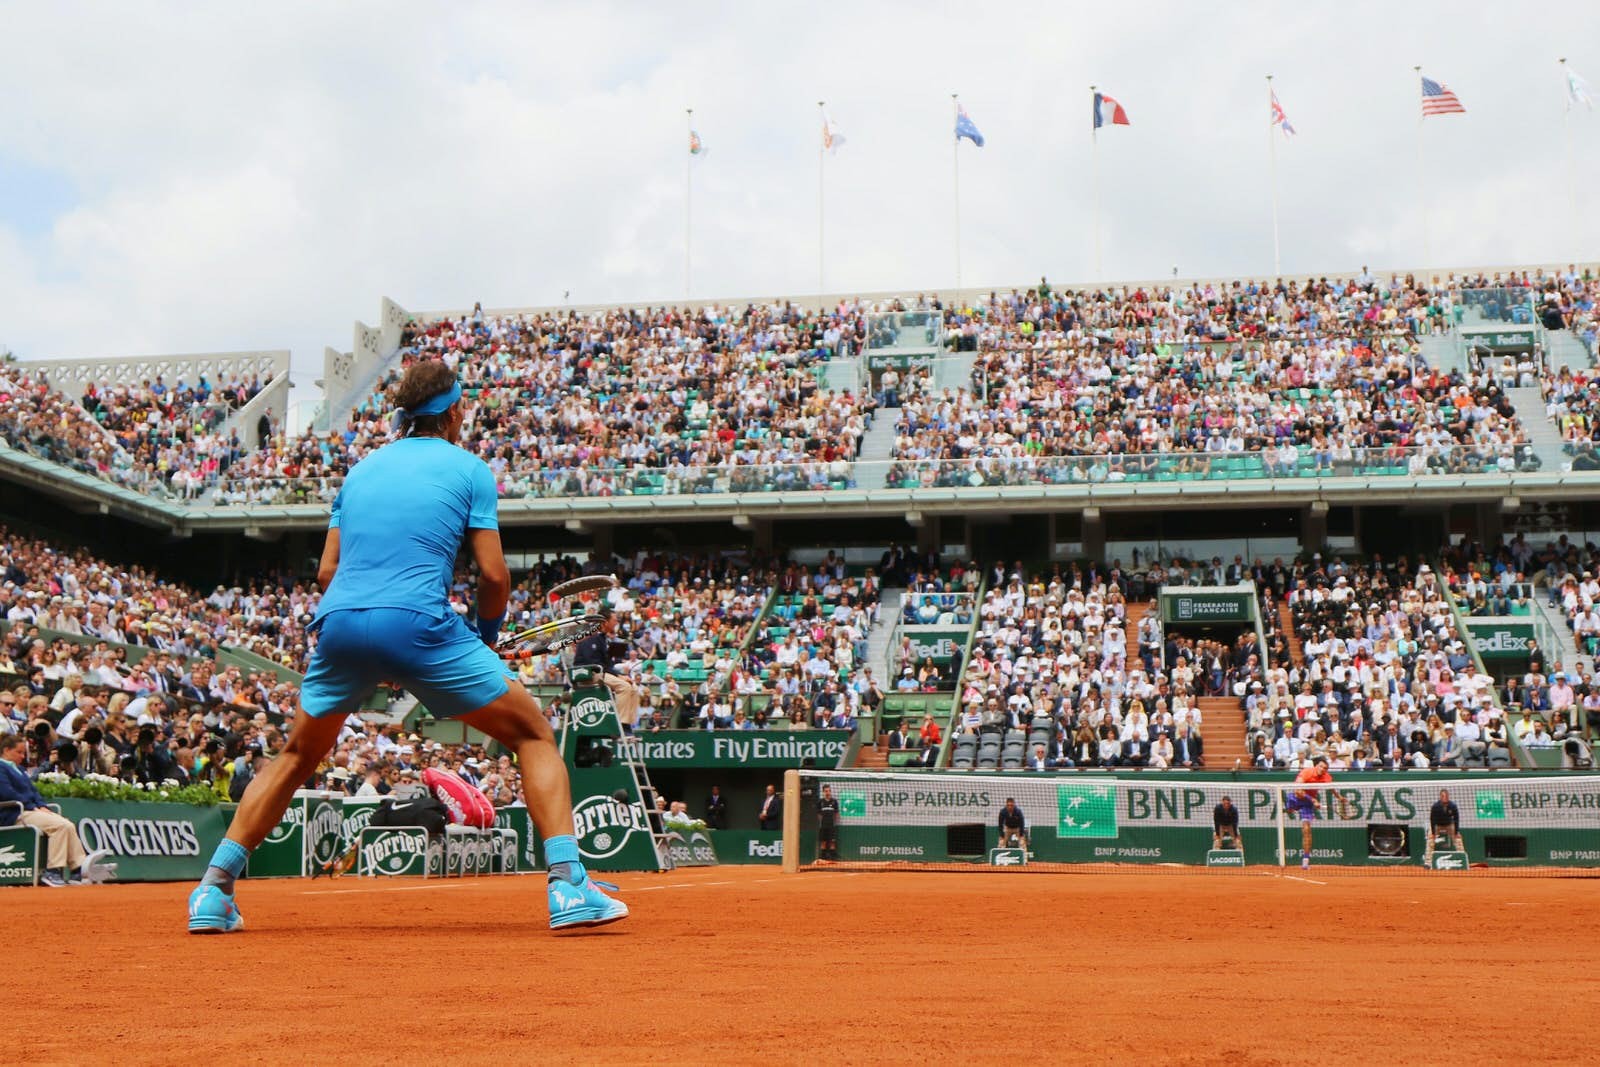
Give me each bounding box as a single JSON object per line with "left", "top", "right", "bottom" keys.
{"left": 1174, "top": 727, "right": 1205, "bottom": 769}
{"left": 704, "top": 785, "right": 727, "bottom": 830}
{"left": 757, "top": 784, "right": 783, "bottom": 829}
{"left": 886, "top": 722, "right": 913, "bottom": 750}
{"left": 1377, "top": 722, "right": 1408, "bottom": 770}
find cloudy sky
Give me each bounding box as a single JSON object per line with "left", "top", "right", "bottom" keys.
{"left": 2, "top": 1, "right": 1596, "bottom": 414}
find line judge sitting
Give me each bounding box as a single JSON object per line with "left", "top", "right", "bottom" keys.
{"left": 570, "top": 604, "right": 640, "bottom": 733}
{"left": 0, "top": 733, "right": 110, "bottom": 886}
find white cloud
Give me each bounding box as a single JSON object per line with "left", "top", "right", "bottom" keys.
{"left": 0, "top": 0, "right": 1596, "bottom": 407}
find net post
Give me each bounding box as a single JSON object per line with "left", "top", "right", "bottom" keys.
{"left": 781, "top": 769, "right": 800, "bottom": 874}
{"left": 1275, "top": 783, "right": 1286, "bottom": 868}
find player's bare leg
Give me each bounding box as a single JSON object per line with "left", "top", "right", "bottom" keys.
{"left": 188, "top": 708, "right": 347, "bottom": 933}
{"left": 460, "top": 679, "right": 628, "bottom": 930}
{"left": 1300, "top": 820, "right": 1313, "bottom": 869}
{"left": 459, "top": 680, "right": 575, "bottom": 838}
{"left": 229, "top": 710, "right": 350, "bottom": 847}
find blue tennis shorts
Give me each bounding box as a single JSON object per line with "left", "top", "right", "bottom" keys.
{"left": 301, "top": 608, "right": 512, "bottom": 720}
{"left": 1287, "top": 794, "right": 1318, "bottom": 822}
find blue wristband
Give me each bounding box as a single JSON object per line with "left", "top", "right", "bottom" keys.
{"left": 477, "top": 612, "right": 505, "bottom": 645}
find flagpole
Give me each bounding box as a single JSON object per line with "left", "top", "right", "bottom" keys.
{"left": 685, "top": 107, "right": 694, "bottom": 301}
{"left": 1091, "top": 85, "right": 1102, "bottom": 281}
{"left": 1268, "top": 75, "right": 1281, "bottom": 278}
{"left": 1414, "top": 66, "right": 1428, "bottom": 269}
{"left": 1561, "top": 58, "right": 1577, "bottom": 257}
{"left": 818, "top": 101, "right": 827, "bottom": 302}
{"left": 952, "top": 93, "right": 962, "bottom": 299}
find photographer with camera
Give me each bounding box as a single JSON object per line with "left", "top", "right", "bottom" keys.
{"left": 77, "top": 724, "right": 117, "bottom": 777}
{"left": 130, "top": 725, "right": 178, "bottom": 785}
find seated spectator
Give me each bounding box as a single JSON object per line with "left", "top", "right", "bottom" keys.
{"left": 0, "top": 733, "right": 110, "bottom": 886}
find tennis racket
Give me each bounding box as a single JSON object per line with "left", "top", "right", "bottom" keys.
{"left": 547, "top": 574, "right": 619, "bottom": 603}
{"left": 496, "top": 613, "right": 604, "bottom": 656}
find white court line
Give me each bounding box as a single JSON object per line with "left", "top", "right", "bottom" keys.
{"left": 300, "top": 883, "right": 473, "bottom": 895}
{"left": 632, "top": 879, "right": 735, "bottom": 892}
{"left": 1279, "top": 874, "right": 1327, "bottom": 886}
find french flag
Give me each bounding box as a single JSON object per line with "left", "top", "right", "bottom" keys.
{"left": 1092, "top": 91, "right": 1130, "bottom": 130}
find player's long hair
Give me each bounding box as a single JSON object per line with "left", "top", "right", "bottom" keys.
{"left": 391, "top": 360, "right": 458, "bottom": 438}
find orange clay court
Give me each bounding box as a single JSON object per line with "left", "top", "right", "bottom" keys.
{"left": 15, "top": 866, "right": 1596, "bottom": 1067}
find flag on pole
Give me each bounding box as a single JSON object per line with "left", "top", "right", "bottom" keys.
{"left": 1419, "top": 75, "right": 1466, "bottom": 117}
{"left": 1567, "top": 67, "right": 1595, "bottom": 110}
{"left": 955, "top": 105, "right": 985, "bottom": 147}
{"left": 689, "top": 129, "right": 708, "bottom": 156}
{"left": 822, "top": 113, "right": 845, "bottom": 152}
{"left": 1092, "top": 92, "right": 1131, "bottom": 129}
{"left": 1270, "top": 90, "right": 1296, "bottom": 137}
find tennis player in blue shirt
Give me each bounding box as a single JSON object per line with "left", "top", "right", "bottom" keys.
{"left": 187, "top": 360, "right": 626, "bottom": 933}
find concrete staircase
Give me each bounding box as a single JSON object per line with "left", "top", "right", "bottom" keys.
{"left": 854, "top": 587, "right": 906, "bottom": 768}
{"left": 865, "top": 588, "right": 904, "bottom": 681}
{"left": 854, "top": 741, "right": 890, "bottom": 769}
{"left": 1199, "top": 697, "right": 1249, "bottom": 770}
{"left": 1420, "top": 332, "right": 1468, "bottom": 375}
{"left": 1506, "top": 385, "right": 1569, "bottom": 473}
{"left": 1532, "top": 594, "right": 1588, "bottom": 676}
{"left": 1545, "top": 329, "right": 1593, "bottom": 374}
{"left": 1276, "top": 602, "right": 1303, "bottom": 666}
{"left": 854, "top": 411, "right": 900, "bottom": 490}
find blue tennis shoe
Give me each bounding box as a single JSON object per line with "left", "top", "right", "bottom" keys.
{"left": 548, "top": 875, "right": 628, "bottom": 930}
{"left": 188, "top": 884, "right": 245, "bottom": 934}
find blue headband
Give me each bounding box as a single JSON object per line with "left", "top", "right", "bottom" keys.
{"left": 407, "top": 381, "right": 461, "bottom": 417}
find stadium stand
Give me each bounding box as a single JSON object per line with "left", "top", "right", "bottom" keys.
{"left": 737, "top": 554, "right": 880, "bottom": 732}
{"left": 215, "top": 302, "right": 879, "bottom": 503}
{"left": 6, "top": 269, "right": 1600, "bottom": 510}
{"left": 1256, "top": 554, "right": 1508, "bottom": 771}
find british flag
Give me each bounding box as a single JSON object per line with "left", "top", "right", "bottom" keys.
{"left": 1270, "top": 90, "right": 1295, "bottom": 137}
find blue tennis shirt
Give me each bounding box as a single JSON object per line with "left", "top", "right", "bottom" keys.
{"left": 314, "top": 437, "right": 499, "bottom": 622}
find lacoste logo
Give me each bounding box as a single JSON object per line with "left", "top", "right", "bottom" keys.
{"left": 0, "top": 845, "right": 26, "bottom": 866}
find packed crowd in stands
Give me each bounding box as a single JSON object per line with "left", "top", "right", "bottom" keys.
{"left": 1434, "top": 534, "right": 1600, "bottom": 740}
{"left": 950, "top": 561, "right": 1200, "bottom": 771}
{"left": 729, "top": 551, "right": 887, "bottom": 732}
{"left": 888, "top": 271, "right": 1546, "bottom": 489}
{"left": 212, "top": 301, "right": 880, "bottom": 504}
{"left": 1254, "top": 554, "right": 1514, "bottom": 771}
{"left": 0, "top": 369, "right": 263, "bottom": 499}
{"left": 0, "top": 534, "right": 789, "bottom": 805}
{"left": 1540, "top": 367, "right": 1600, "bottom": 471}
{"left": 8, "top": 266, "right": 1598, "bottom": 506}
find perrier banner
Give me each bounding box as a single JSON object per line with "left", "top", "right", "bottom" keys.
{"left": 561, "top": 685, "right": 665, "bottom": 873}
{"left": 247, "top": 790, "right": 343, "bottom": 878}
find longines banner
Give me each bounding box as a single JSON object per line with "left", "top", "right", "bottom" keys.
{"left": 54, "top": 798, "right": 228, "bottom": 882}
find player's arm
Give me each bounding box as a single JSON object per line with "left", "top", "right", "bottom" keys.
{"left": 464, "top": 462, "right": 507, "bottom": 644}
{"left": 315, "top": 528, "right": 341, "bottom": 591}
{"left": 466, "top": 528, "right": 511, "bottom": 641}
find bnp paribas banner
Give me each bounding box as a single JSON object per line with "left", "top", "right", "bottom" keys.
{"left": 826, "top": 776, "right": 1600, "bottom": 834}
{"left": 623, "top": 731, "right": 850, "bottom": 769}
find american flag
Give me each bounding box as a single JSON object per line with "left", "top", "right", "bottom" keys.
{"left": 1420, "top": 75, "right": 1465, "bottom": 117}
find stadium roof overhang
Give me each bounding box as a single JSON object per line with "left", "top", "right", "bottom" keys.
{"left": 4, "top": 447, "right": 1596, "bottom": 535}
